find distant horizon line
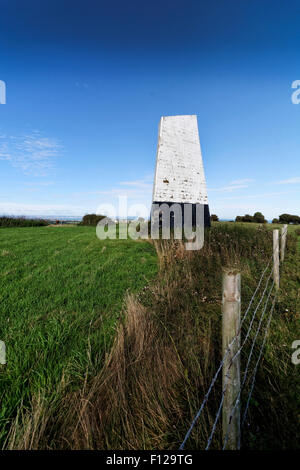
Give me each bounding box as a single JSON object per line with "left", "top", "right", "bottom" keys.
{"left": 0, "top": 214, "right": 279, "bottom": 223}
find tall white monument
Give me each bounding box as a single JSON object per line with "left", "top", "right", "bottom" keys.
{"left": 152, "top": 115, "right": 210, "bottom": 227}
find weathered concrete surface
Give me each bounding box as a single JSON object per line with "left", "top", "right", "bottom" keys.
{"left": 152, "top": 115, "right": 208, "bottom": 205}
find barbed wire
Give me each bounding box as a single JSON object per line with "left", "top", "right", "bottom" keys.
{"left": 241, "top": 296, "right": 276, "bottom": 428}
{"left": 222, "top": 281, "right": 275, "bottom": 449}
{"left": 205, "top": 271, "right": 275, "bottom": 450}
{"left": 179, "top": 256, "right": 273, "bottom": 450}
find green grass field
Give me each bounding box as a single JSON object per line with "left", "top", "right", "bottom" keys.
{"left": 0, "top": 222, "right": 299, "bottom": 449}
{"left": 0, "top": 226, "right": 158, "bottom": 446}
{"left": 213, "top": 220, "right": 300, "bottom": 232}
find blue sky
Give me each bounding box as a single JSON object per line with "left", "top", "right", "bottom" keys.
{"left": 0, "top": 0, "right": 299, "bottom": 219}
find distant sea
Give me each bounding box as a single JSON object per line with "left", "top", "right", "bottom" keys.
{"left": 0, "top": 215, "right": 83, "bottom": 222}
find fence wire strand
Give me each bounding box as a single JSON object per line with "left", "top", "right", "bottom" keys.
{"left": 179, "top": 255, "right": 273, "bottom": 450}
{"left": 241, "top": 296, "right": 276, "bottom": 428}
{"left": 205, "top": 271, "right": 274, "bottom": 450}
{"left": 222, "top": 282, "right": 275, "bottom": 449}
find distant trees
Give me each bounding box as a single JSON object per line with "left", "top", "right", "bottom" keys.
{"left": 234, "top": 213, "right": 300, "bottom": 225}
{"left": 253, "top": 212, "right": 267, "bottom": 223}
{"left": 0, "top": 217, "right": 48, "bottom": 228}
{"left": 210, "top": 214, "right": 219, "bottom": 222}
{"left": 236, "top": 214, "right": 253, "bottom": 223}
{"left": 80, "top": 214, "right": 106, "bottom": 226}
{"left": 278, "top": 213, "right": 300, "bottom": 225}
{"left": 235, "top": 212, "right": 266, "bottom": 223}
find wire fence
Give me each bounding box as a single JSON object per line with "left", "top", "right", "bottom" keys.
{"left": 179, "top": 227, "right": 286, "bottom": 451}
{"left": 222, "top": 283, "right": 275, "bottom": 450}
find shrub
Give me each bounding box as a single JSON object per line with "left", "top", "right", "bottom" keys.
{"left": 236, "top": 212, "right": 266, "bottom": 223}
{"left": 253, "top": 212, "right": 267, "bottom": 223}
{"left": 0, "top": 217, "right": 48, "bottom": 228}
{"left": 210, "top": 214, "right": 219, "bottom": 222}
{"left": 278, "top": 214, "right": 300, "bottom": 225}
{"left": 79, "top": 214, "right": 106, "bottom": 226}
{"left": 235, "top": 214, "right": 253, "bottom": 223}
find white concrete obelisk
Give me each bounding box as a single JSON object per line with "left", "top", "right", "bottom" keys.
{"left": 152, "top": 115, "right": 210, "bottom": 227}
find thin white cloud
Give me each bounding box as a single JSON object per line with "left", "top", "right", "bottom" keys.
{"left": 119, "top": 174, "right": 153, "bottom": 187}
{"left": 118, "top": 179, "right": 153, "bottom": 190}
{"left": 91, "top": 187, "right": 151, "bottom": 198}
{"left": 0, "top": 202, "right": 86, "bottom": 216}
{"left": 207, "top": 178, "right": 254, "bottom": 193}
{"left": 229, "top": 178, "right": 254, "bottom": 185}
{"left": 24, "top": 181, "right": 55, "bottom": 187}
{"left": 207, "top": 184, "right": 249, "bottom": 193}
{"left": 86, "top": 175, "right": 154, "bottom": 199}
{"left": 273, "top": 177, "right": 300, "bottom": 184}
{"left": 221, "top": 190, "right": 297, "bottom": 200}
{"left": 0, "top": 131, "right": 62, "bottom": 176}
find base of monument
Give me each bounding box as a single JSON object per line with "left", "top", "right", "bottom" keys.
{"left": 151, "top": 202, "right": 211, "bottom": 229}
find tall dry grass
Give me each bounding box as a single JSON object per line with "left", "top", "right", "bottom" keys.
{"left": 52, "top": 236, "right": 224, "bottom": 450}
{"left": 5, "top": 224, "right": 298, "bottom": 449}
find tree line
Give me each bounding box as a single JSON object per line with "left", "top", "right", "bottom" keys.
{"left": 210, "top": 212, "right": 300, "bottom": 224}
{"left": 0, "top": 216, "right": 48, "bottom": 228}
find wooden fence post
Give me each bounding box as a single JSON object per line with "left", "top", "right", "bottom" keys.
{"left": 0, "top": 340, "right": 6, "bottom": 365}
{"left": 281, "top": 224, "right": 288, "bottom": 262}
{"left": 273, "top": 229, "right": 280, "bottom": 289}
{"left": 222, "top": 269, "right": 241, "bottom": 450}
